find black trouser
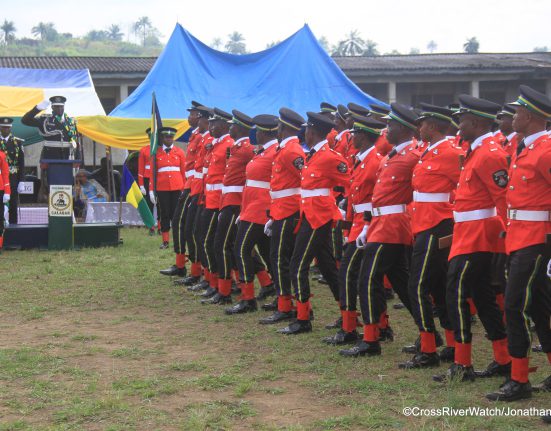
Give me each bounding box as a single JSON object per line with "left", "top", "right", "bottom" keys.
{"left": 408, "top": 219, "right": 454, "bottom": 334}
{"left": 8, "top": 175, "right": 18, "bottom": 224}
{"left": 358, "top": 243, "right": 412, "bottom": 325}
{"left": 290, "top": 219, "right": 340, "bottom": 303}
{"left": 157, "top": 190, "right": 180, "bottom": 233}
{"left": 198, "top": 207, "right": 219, "bottom": 273}
{"left": 446, "top": 252, "right": 507, "bottom": 344}
{"left": 270, "top": 213, "right": 298, "bottom": 297}
{"left": 235, "top": 220, "right": 271, "bottom": 283}
{"left": 214, "top": 205, "right": 239, "bottom": 280}
{"left": 491, "top": 253, "right": 507, "bottom": 296}
{"left": 171, "top": 189, "right": 191, "bottom": 254}
{"left": 143, "top": 178, "right": 157, "bottom": 223}
{"left": 184, "top": 195, "right": 200, "bottom": 263}
{"left": 332, "top": 222, "right": 344, "bottom": 263}
{"left": 339, "top": 242, "right": 364, "bottom": 311}
{"left": 505, "top": 244, "right": 551, "bottom": 358}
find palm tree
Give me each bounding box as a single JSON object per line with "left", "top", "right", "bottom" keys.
{"left": 1, "top": 20, "right": 16, "bottom": 44}
{"left": 463, "top": 37, "right": 479, "bottom": 53}
{"left": 362, "top": 40, "right": 379, "bottom": 57}
{"left": 107, "top": 24, "right": 123, "bottom": 41}
{"left": 427, "top": 40, "right": 437, "bottom": 53}
{"left": 334, "top": 30, "right": 365, "bottom": 56}
{"left": 225, "top": 31, "right": 247, "bottom": 54}
{"left": 210, "top": 37, "right": 222, "bottom": 50}
{"left": 133, "top": 16, "right": 152, "bottom": 47}
{"left": 31, "top": 22, "right": 57, "bottom": 41}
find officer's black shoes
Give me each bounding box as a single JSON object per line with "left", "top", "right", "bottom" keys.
{"left": 159, "top": 241, "right": 170, "bottom": 249}
{"left": 200, "top": 286, "right": 217, "bottom": 298}
{"left": 439, "top": 346, "right": 455, "bottom": 362}
{"left": 402, "top": 344, "right": 418, "bottom": 354}
{"left": 201, "top": 292, "right": 231, "bottom": 305}
{"left": 486, "top": 380, "right": 532, "bottom": 402}
{"left": 393, "top": 302, "right": 405, "bottom": 310}
{"left": 325, "top": 316, "right": 342, "bottom": 330}
{"left": 261, "top": 297, "right": 278, "bottom": 311}
{"left": 475, "top": 361, "right": 511, "bottom": 378}
{"left": 225, "top": 299, "right": 257, "bottom": 315}
{"left": 399, "top": 352, "right": 440, "bottom": 369}
{"left": 384, "top": 288, "right": 395, "bottom": 300}
{"left": 378, "top": 326, "right": 394, "bottom": 342}
{"left": 316, "top": 275, "right": 329, "bottom": 285}
{"left": 339, "top": 340, "right": 381, "bottom": 357}
{"left": 433, "top": 363, "right": 476, "bottom": 383}
{"left": 149, "top": 227, "right": 156, "bottom": 236}
{"left": 542, "top": 414, "right": 551, "bottom": 424}
{"left": 256, "top": 284, "right": 276, "bottom": 301}
{"left": 188, "top": 280, "right": 209, "bottom": 292}
{"left": 175, "top": 275, "right": 200, "bottom": 286}
{"left": 533, "top": 375, "right": 551, "bottom": 393}
{"left": 259, "top": 310, "right": 294, "bottom": 324}
{"left": 322, "top": 329, "right": 359, "bottom": 345}
{"left": 532, "top": 344, "right": 543, "bottom": 353}
{"left": 278, "top": 319, "right": 312, "bottom": 335}
{"left": 160, "top": 265, "right": 186, "bottom": 277}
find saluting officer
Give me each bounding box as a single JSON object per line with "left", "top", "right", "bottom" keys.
{"left": 0, "top": 118, "right": 25, "bottom": 224}
{"left": 486, "top": 86, "right": 551, "bottom": 402}
{"left": 434, "top": 95, "right": 511, "bottom": 383}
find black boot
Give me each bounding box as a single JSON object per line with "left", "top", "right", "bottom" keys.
{"left": 200, "top": 286, "right": 217, "bottom": 298}
{"left": 160, "top": 265, "right": 186, "bottom": 277}
{"left": 378, "top": 326, "right": 394, "bottom": 342}
{"left": 201, "top": 292, "right": 231, "bottom": 305}
{"left": 225, "top": 299, "right": 257, "bottom": 315}
{"left": 393, "top": 302, "right": 405, "bottom": 310}
{"left": 188, "top": 280, "right": 209, "bottom": 292}
{"left": 399, "top": 352, "right": 440, "bottom": 369}
{"left": 533, "top": 375, "right": 551, "bottom": 393}
{"left": 262, "top": 297, "right": 278, "bottom": 311}
{"left": 486, "top": 379, "right": 532, "bottom": 401}
{"left": 339, "top": 340, "right": 381, "bottom": 357}
{"left": 439, "top": 346, "right": 455, "bottom": 363}
{"left": 402, "top": 336, "right": 421, "bottom": 354}
{"left": 277, "top": 319, "right": 312, "bottom": 335}
{"left": 325, "top": 316, "right": 342, "bottom": 330}
{"left": 259, "top": 310, "right": 294, "bottom": 324}
{"left": 322, "top": 329, "right": 359, "bottom": 345}
{"left": 174, "top": 275, "right": 200, "bottom": 286}
{"left": 256, "top": 284, "right": 276, "bottom": 300}
{"left": 159, "top": 241, "right": 169, "bottom": 249}
{"left": 316, "top": 275, "right": 329, "bottom": 285}
{"left": 474, "top": 361, "right": 511, "bottom": 378}
{"left": 433, "top": 363, "right": 476, "bottom": 383}
{"left": 532, "top": 344, "right": 543, "bottom": 353}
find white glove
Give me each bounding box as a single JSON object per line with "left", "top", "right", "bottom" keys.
{"left": 235, "top": 216, "right": 240, "bottom": 225}
{"left": 148, "top": 190, "right": 156, "bottom": 204}
{"left": 547, "top": 258, "right": 551, "bottom": 279}
{"left": 36, "top": 99, "right": 50, "bottom": 110}
{"left": 264, "top": 219, "right": 273, "bottom": 237}
{"left": 355, "top": 224, "right": 368, "bottom": 249}
{"left": 139, "top": 185, "right": 147, "bottom": 196}
{"left": 17, "top": 183, "right": 25, "bottom": 193}
{"left": 2, "top": 194, "right": 10, "bottom": 204}
{"left": 339, "top": 208, "right": 346, "bottom": 219}
{"left": 3, "top": 204, "right": 8, "bottom": 226}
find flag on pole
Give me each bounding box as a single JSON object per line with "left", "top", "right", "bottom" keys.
{"left": 150, "top": 92, "right": 163, "bottom": 194}
{"left": 120, "top": 164, "right": 155, "bottom": 228}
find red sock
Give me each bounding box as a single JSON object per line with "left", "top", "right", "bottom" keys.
{"left": 511, "top": 357, "right": 529, "bottom": 383}
{"left": 467, "top": 298, "right": 477, "bottom": 316}
{"left": 363, "top": 324, "right": 379, "bottom": 342}
{"left": 203, "top": 269, "right": 211, "bottom": 283}
{"left": 445, "top": 329, "right": 456, "bottom": 348}
{"left": 342, "top": 310, "right": 358, "bottom": 333}
{"left": 278, "top": 295, "right": 293, "bottom": 313}
{"left": 241, "top": 282, "right": 255, "bottom": 300}
{"left": 455, "top": 342, "right": 472, "bottom": 367}
{"left": 378, "top": 311, "right": 389, "bottom": 329}
{"left": 162, "top": 231, "right": 169, "bottom": 243}
{"left": 175, "top": 253, "right": 186, "bottom": 269}
{"left": 383, "top": 275, "right": 392, "bottom": 289}
{"left": 296, "top": 300, "right": 310, "bottom": 321}
{"left": 495, "top": 293, "right": 505, "bottom": 312}
{"left": 0, "top": 236, "right": 3, "bottom": 249}
{"left": 218, "top": 278, "right": 232, "bottom": 296}
{"left": 420, "top": 331, "right": 437, "bottom": 354}
{"left": 209, "top": 273, "right": 218, "bottom": 289}
{"left": 547, "top": 352, "right": 551, "bottom": 365}
{"left": 492, "top": 338, "right": 511, "bottom": 365}
{"left": 256, "top": 270, "right": 272, "bottom": 287}
{"left": 191, "top": 262, "right": 202, "bottom": 277}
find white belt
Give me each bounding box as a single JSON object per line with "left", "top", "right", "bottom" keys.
{"left": 353, "top": 202, "right": 373, "bottom": 213}
{"left": 246, "top": 180, "right": 270, "bottom": 189}
{"left": 145, "top": 164, "right": 151, "bottom": 170}
{"left": 507, "top": 209, "right": 551, "bottom": 222}
{"left": 205, "top": 183, "right": 223, "bottom": 191}
{"left": 222, "top": 185, "right": 244, "bottom": 194}
{"left": 413, "top": 191, "right": 450, "bottom": 203}
{"left": 202, "top": 167, "right": 208, "bottom": 174}
{"left": 372, "top": 204, "right": 407, "bottom": 216}
{"left": 300, "top": 188, "right": 331, "bottom": 198}
{"left": 454, "top": 207, "right": 497, "bottom": 222}
{"left": 270, "top": 187, "right": 301, "bottom": 199}
{"left": 44, "top": 141, "right": 69, "bottom": 148}
{"left": 158, "top": 166, "right": 180, "bottom": 173}
{"left": 193, "top": 171, "right": 203, "bottom": 179}
{"left": 185, "top": 169, "right": 195, "bottom": 178}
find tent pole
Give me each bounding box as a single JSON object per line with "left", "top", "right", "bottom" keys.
{"left": 105, "top": 147, "right": 113, "bottom": 202}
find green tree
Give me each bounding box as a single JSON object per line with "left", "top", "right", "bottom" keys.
{"left": 86, "top": 30, "right": 108, "bottom": 42}
{"left": 409, "top": 47, "right": 420, "bottom": 54}
{"left": 333, "top": 30, "right": 365, "bottom": 56}
{"left": 107, "top": 24, "right": 123, "bottom": 41}
{"left": 317, "top": 36, "right": 330, "bottom": 53}
{"left": 427, "top": 40, "right": 437, "bottom": 53}
{"left": 362, "top": 40, "right": 379, "bottom": 57}
{"left": 463, "top": 37, "right": 479, "bottom": 53}
{"left": 31, "top": 22, "right": 57, "bottom": 41}
{"left": 133, "top": 16, "right": 152, "bottom": 47}
{"left": 1, "top": 20, "right": 16, "bottom": 44}
{"left": 265, "top": 40, "right": 281, "bottom": 49}
{"left": 533, "top": 46, "right": 548, "bottom": 52}
{"left": 225, "top": 31, "right": 247, "bottom": 54}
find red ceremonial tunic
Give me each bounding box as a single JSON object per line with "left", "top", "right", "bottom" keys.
{"left": 137, "top": 145, "right": 151, "bottom": 187}
{"left": 204, "top": 134, "right": 234, "bottom": 210}
{"left": 183, "top": 128, "right": 202, "bottom": 190}
{"left": 326, "top": 129, "right": 338, "bottom": 149}
{"left": 503, "top": 132, "right": 521, "bottom": 158}
{"left": 449, "top": 132, "right": 508, "bottom": 260}
{"left": 220, "top": 137, "right": 254, "bottom": 209}
{"left": 300, "top": 140, "right": 350, "bottom": 229}
{"left": 154, "top": 145, "right": 186, "bottom": 191}
{"left": 240, "top": 140, "right": 278, "bottom": 225}
{"left": 0, "top": 151, "right": 10, "bottom": 194}
{"left": 190, "top": 131, "right": 212, "bottom": 197}
{"left": 506, "top": 131, "right": 551, "bottom": 253}
{"left": 410, "top": 137, "right": 463, "bottom": 235}
{"left": 269, "top": 136, "right": 304, "bottom": 221}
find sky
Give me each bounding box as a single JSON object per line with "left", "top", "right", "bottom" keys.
{"left": 4, "top": 0, "right": 551, "bottom": 54}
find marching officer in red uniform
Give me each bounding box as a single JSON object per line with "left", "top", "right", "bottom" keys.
{"left": 434, "top": 95, "right": 511, "bottom": 383}
{"left": 340, "top": 103, "right": 419, "bottom": 357}
{"left": 497, "top": 105, "right": 522, "bottom": 157}
{"left": 198, "top": 108, "right": 234, "bottom": 302}
{"left": 149, "top": 127, "right": 186, "bottom": 249}
{"left": 161, "top": 101, "right": 203, "bottom": 277}
{"left": 227, "top": 114, "right": 280, "bottom": 314}
{"left": 369, "top": 104, "right": 393, "bottom": 156}
{"left": 398, "top": 104, "right": 463, "bottom": 369}
{"left": 323, "top": 114, "right": 384, "bottom": 345}
{"left": 138, "top": 128, "right": 155, "bottom": 235}
{"left": 278, "top": 112, "right": 350, "bottom": 335}
{"left": 0, "top": 149, "right": 10, "bottom": 250}
{"left": 260, "top": 108, "right": 306, "bottom": 324}
{"left": 486, "top": 86, "right": 551, "bottom": 404}
{"left": 205, "top": 110, "right": 255, "bottom": 305}
{"left": 321, "top": 102, "right": 338, "bottom": 148}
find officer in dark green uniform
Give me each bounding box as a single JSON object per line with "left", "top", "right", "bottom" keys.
{"left": 0, "top": 117, "right": 24, "bottom": 224}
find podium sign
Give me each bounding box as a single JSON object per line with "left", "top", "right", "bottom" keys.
{"left": 48, "top": 185, "right": 74, "bottom": 249}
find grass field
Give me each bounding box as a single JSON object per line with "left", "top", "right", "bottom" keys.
{"left": 0, "top": 228, "right": 549, "bottom": 430}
